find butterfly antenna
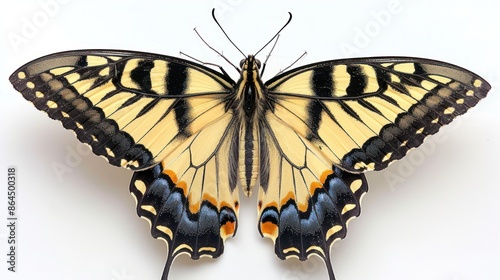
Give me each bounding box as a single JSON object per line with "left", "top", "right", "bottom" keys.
{"left": 260, "top": 34, "right": 280, "bottom": 76}
{"left": 180, "top": 51, "right": 221, "bottom": 69}
{"left": 212, "top": 8, "right": 246, "bottom": 58}
{"left": 179, "top": 51, "right": 232, "bottom": 79}
{"left": 254, "top": 12, "right": 292, "bottom": 57}
{"left": 193, "top": 28, "right": 240, "bottom": 72}
{"left": 276, "top": 51, "right": 307, "bottom": 76}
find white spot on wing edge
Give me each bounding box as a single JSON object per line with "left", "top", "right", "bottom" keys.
{"left": 283, "top": 247, "right": 300, "bottom": 254}
{"left": 382, "top": 152, "right": 393, "bottom": 162}
{"left": 17, "top": 71, "right": 26, "bottom": 79}
{"left": 134, "top": 180, "right": 147, "bottom": 195}
{"left": 444, "top": 107, "right": 456, "bottom": 114}
{"left": 341, "top": 203, "right": 356, "bottom": 215}
{"left": 46, "top": 101, "right": 58, "bottom": 109}
{"left": 198, "top": 247, "right": 217, "bottom": 253}
{"left": 350, "top": 179, "right": 363, "bottom": 192}
{"left": 325, "top": 225, "right": 343, "bottom": 240}
{"left": 75, "top": 122, "right": 83, "bottom": 129}
{"left": 305, "top": 246, "right": 326, "bottom": 256}
{"left": 173, "top": 244, "right": 194, "bottom": 255}
{"left": 156, "top": 225, "right": 173, "bottom": 239}
{"left": 105, "top": 147, "right": 115, "bottom": 158}
{"left": 141, "top": 205, "right": 157, "bottom": 215}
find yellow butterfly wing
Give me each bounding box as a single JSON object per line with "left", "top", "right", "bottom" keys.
{"left": 258, "top": 57, "right": 490, "bottom": 278}
{"left": 9, "top": 50, "right": 240, "bottom": 278}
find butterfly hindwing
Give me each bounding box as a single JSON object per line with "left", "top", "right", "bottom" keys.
{"left": 130, "top": 112, "right": 239, "bottom": 277}
{"left": 258, "top": 112, "right": 368, "bottom": 277}
{"left": 266, "top": 57, "right": 491, "bottom": 173}
{"left": 9, "top": 50, "right": 234, "bottom": 171}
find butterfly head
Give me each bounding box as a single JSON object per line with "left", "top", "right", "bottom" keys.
{"left": 237, "top": 55, "right": 264, "bottom": 89}
{"left": 240, "top": 55, "right": 262, "bottom": 72}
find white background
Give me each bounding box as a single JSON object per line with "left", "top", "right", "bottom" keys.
{"left": 1, "top": 1, "right": 499, "bottom": 280}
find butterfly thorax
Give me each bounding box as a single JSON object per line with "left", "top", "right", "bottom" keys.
{"left": 234, "top": 55, "right": 266, "bottom": 196}
{"left": 234, "top": 55, "right": 266, "bottom": 119}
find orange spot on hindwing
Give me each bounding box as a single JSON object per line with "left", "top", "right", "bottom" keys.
{"left": 280, "top": 191, "right": 295, "bottom": 207}
{"left": 188, "top": 198, "right": 200, "bottom": 214}
{"left": 309, "top": 181, "right": 323, "bottom": 195}
{"left": 163, "top": 169, "right": 188, "bottom": 197}
{"left": 202, "top": 193, "right": 218, "bottom": 208}
{"left": 320, "top": 170, "right": 333, "bottom": 184}
{"left": 221, "top": 221, "right": 236, "bottom": 239}
{"left": 163, "top": 169, "right": 178, "bottom": 183}
{"left": 260, "top": 221, "right": 278, "bottom": 239}
{"left": 176, "top": 181, "right": 188, "bottom": 197}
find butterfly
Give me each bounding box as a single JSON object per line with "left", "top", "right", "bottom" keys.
{"left": 9, "top": 9, "right": 490, "bottom": 280}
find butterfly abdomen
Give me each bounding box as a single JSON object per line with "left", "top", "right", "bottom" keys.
{"left": 238, "top": 120, "right": 259, "bottom": 196}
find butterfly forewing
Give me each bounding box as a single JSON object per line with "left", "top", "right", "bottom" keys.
{"left": 9, "top": 50, "right": 234, "bottom": 171}
{"left": 265, "top": 57, "right": 490, "bottom": 173}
